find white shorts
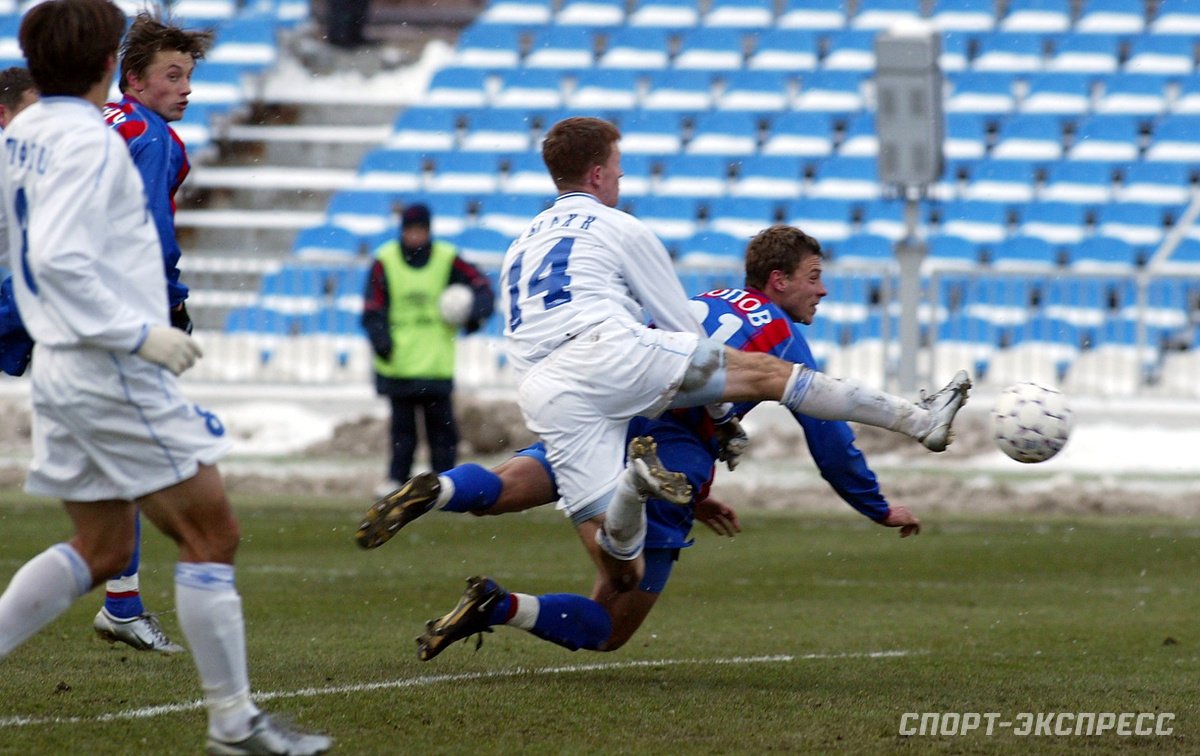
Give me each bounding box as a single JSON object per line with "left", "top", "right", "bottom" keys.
{"left": 515, "top": 319, "right": 699, "bottom": 522}
{"left": 25, "top": 345, "right": 233, "bottom": 502}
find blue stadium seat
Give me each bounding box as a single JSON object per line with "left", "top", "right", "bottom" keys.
{"left": 1040, "top": 161, "right": 1115, "bottom": 204}
{"left": 425, "top": 68, "right": 490, "bottom": 109}
{"left": 173, "top": 0, "right": 237, "bottom": 25}
{"left": 944, "top": 113, "right": 990, "bottom": 159}
{"left": 1145, "top": 114, "right": 1200, "bottom": 162}
{"left": 655, "top": 154, "right": 732, "bottom": 197}
{"left": 479, "top": 0, "right": 552, "bottom": 25}
{"left": 568, "top": 69, "right": 641, "bottom": 110}
{"left": 426, "top": 151, "right": 504, "bottom": 195}
{"left": 478, "top": 194, "right": 551, "bottom": 237}
{"left": 225, "top": 306, "right": 297, "bottom": 335}
{"left": 746, "top": 28, "right": 819, "bottom": 71}
{"left": 1173, "top": 73, "right": 1200, "bottom": 114}
{"left": 822, "top": 29, "right": 876, "bottom": 71}
{"left": 617, "top": 110, "right": 686, "bottom": 153}
{"left": 209, "top": 15, "right": 277, "bottom": 70}
{"left": 327, "top": 190, "right": 398, "bottom": 236}
{"left": 459, "top": 109, "right": 533, "bottom": 152}
{"left": 424, "top": 194, "right": 472, "bottom": 238}
{"left": 1124, "top": 35, "right": 1194, "bottom": 75}
{"left": 761, "top": 110, "right": 836, "bottom": 156}
{"left": 729, "top": 155, "right": 804, "bottom": 198}
{"left": 453, "top": 24, "right": 522, "bottom": 69}
{"left": 777, "top": 0, "right": 845, "bottom": 30}
{"left": 642, "top": 69, "right": 716, "bottom": 111}
{"left": 931, "top": 0, "right": 997, "bottom": 32}
{"left": 717, "top": 70, "right": 794, "bottom": 111}
{"left": 836, "top": 233, "right": 893, "bottom": 263}
{"left": 944, "top": 71, "right": 1017, "bottom": 114}
{"left": 600, "top": 27, "right": 676, "bottom": 69}
{"left": 676, "top": 230, "right": 746, "bottom": 268}
{"left": 292, "top": 224, "right": 363, "bottom": 260}
{"left": 1169, "top": 237, "right": 1200, "bottom": 264}
{"left": 1116, "top": 162, "right": 1194, "bottom": 205}
{"left": 703, "top": 0, "right": 775, "bottom": 29}
{"left": 972, "top": 31, "right": 1050, "bottom": 72}
{"left": 389, "top": 107, "right": 460, "bottom": 152}
{"left": 938, "top": 31, "right": 972, "bottom": 72}
{"left": 1076, "top": 0, "right": 1145, "bottom": 34}
{"left": 1066, "top": 114, "right": 1141, "bottom": 162}
{"left": 861, "top": 198, "right": 911, "bottom": 241}
{"left": 525, "top": 26, "right": 597, "bottom": 69}
{"left": 991, "top": 114, "right": 1066, "bottom": 160}
{"left": 556, "top": 0, "right": 626, "bottom": 27}
{"left": 357, "top": 149, "right": 426, "bottom": 192}
{"left": 1019, "top": 72, "right": 1095, "bottom": 114}
{"left": 707, "top": 196, "right": 784, "bottom": 237}
{"left": 491, "top": 69, "right": 564, "bottom": 110}
{"left": 188, "top": 62, "right": 246, "bottom": 109}
{"left": 850, "top": 0, "right": 922, "bottom": 30}
{"left": 939, "top": 199, "right": 1010, "bottom": 243}
{"left": 685, "top": 111, "right": 761, "bottom": 155}
{"left": 962, "top": 159, "right": 1038, "bottom": 202}
{"left": 807, "top": 156, "right": 880, "bottom": 200}
{"left": 999, "top": 0, "right": 1071, "bottom": 32}
{"left": 627, "top": 196, "right": 702, "bottom": 240}
{"left": 1097, "top": 202, "right": 1179, "bottom": 246}
{"left": 929, "top": 235, "right": 985, "bottom": 267}
{"left": 1069, "top": 236, "right": 1142, "bottom": 270}
{"left": 627, "top": 0, "right": 700, "bottom": 28}
{"left": 674, "top": 27, "right": 746, "bottom": 70}
{"left": 838, "top": 112, "right": 877, "bottom": 157}
{"left": 793, "top": 70, "right": 866, "bottom": 112}
{"left": 991, "top": 234, "right": 1061, "bottom": 268}
{"left": 455, "top": 227, "right": 513, "bottom": 267}
{"left": 503, "top": 152, "right": 556, "bottom": 196}
{"left": 784, "top": 198, "right": 856, "bottom": 242}
{"left": 1019, "top": 201, "right": 1090, "bottom": 244}
{"left": 616, "top": 153, "right": 655, "bottom": 196}
{"left": 1095, "top": 73, "right": 1169, "bottom": 116}
{"left": 1046, "top": 33, "right": 1119, "bottom": 73}
{"left": 1148, "top": 0, "right": 1200, "bottom": 35}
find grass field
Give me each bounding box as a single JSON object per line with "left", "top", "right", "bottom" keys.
{"left": 0, "top": 490, "right": 1197, "bottom": 754}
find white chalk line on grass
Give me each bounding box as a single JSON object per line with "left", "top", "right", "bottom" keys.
{"left": 0, "top": 650, "right": 915, "bottom": 729}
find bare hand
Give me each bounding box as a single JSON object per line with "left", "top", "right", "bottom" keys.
{"left": 881, "top": 505, "right": 921, "bottom": 538}
{"left": 695, "top": 497, "right": 741, "bottom": 537}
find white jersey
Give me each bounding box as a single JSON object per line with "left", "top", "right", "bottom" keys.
{"left": 500, "top": 192, "right": 705, "bottom": 376}
{"left": 3, "top": 97, "right": 166, "bottom": 352}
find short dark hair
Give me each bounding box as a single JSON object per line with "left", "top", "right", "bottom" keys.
{"left": 541, "top": 116, "right": 621, "bottom": 189}
{"left": 0, "top": 67, "right": 34, "bottom": 111}
{"left": 744, "top": 225, "right": 824, "bottom": 290}
{"left": 119, "top": 12, "right": 214, "bottom": 94}
{"left": 20, "top": 0, "right": 126, "bottom": 97}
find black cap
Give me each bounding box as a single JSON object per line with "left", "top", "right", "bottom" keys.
{"left": 402, "top": 203, "right": 431, "bottom": 228}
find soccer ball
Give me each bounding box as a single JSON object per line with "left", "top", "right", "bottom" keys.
{"left": 990, "top": 382, "right": 1072, "bottom": 463}
{"left": 438, "top": 283, "right": 474, "bottom": 327}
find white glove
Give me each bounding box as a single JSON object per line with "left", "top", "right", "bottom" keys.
{"left": 135, "top": 326, "right": 202, "bottom": 375}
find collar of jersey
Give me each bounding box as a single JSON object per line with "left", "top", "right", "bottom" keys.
{"left": 554, "top": 192, "right": 601, "bottom": 204}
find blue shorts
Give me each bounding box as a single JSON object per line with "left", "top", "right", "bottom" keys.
{"left": 515, "top": 412, "right": 718, "bottom": 595}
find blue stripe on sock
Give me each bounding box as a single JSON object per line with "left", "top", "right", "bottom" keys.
{"left": 175, "top": 562, "right": 235, "bottom": 591}
{"left": 51, "top": 543, "right": 92, "bottom": 596}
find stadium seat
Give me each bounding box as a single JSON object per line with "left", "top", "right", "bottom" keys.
{"left": 961, "top": 159, "right": 1038, "bottom": 203}
{"left": 567, "top": 69, "right": 642, "bottom": 110}
{"left": 1019, "top": 72, "right": 1095, "bottom": 114}
{"left": 259, "top": 265, "right": 339, "bottom": 315}
{"left": 938, "top": 31, "right": 972, "bottom": 72}
{"left": 728, "top": 155, "right": 804, "bottom": 199}
{"left": 453, "top": 24, "right": 522, "bottom": 68}
{"left": 1097, "top": 202, "right": 1179, "bottom": 246}
{"left": 987, "top": 314, "right": 1082, "bottom": 386}
{"left": 944, "top": 71, "right": 1017, "bottom": 114}
{"left": 938, "top": 199, "right": 1010, "bottom": 243}
{"left": 1168, "top": 237, "right": 1200, "bottom": 264}
{"left": 972, "top": 31, "right": 1049, "bottom": 73}
{"left": 173, "top": 0, "right": 237, "bottom": 25}
{"left": 944, "top": 113, "right": 990, "bottom": 160}
{"left": 426, "top": 151, "right": 503, "bottom": 194}
{"left": 455, "top": 227, "right": 513, "bottom": 267}
{"left": 1094, "top": 73, "right": 1169, "bottom": 116}
{"left": 836, "top": 233, "right": 893, "bottom": 263}
{"left": 674, "top": 27, "right": 746, "bottom": 70}
{"left": 822, "top": 313, "right": 898, "bottom": 389}
{"left": 676, "top": 230, "right": 746, "bottom": 268}
{"left": 717, "top": 70, "right": 794, "bottom": 112}
{"left": 1018, "top": 201, "right": 1090, "bottom": 244}
{"left": 458, "top": 109, "right": 533, "bottom": 152}
{"left": 356, "top": 149, "right": 426, "bottom": 192}
{"left": 1123, "top": 34, "right": 1195, "bottom": 75}
{"left": 424, "top": 194, "right": 472, "bottom": 238}
{"left": 685, "top": 111, "right": 761, "bottom": 155}
{"left": 1145, "top": 114, "right": 1200, "bottom": 162}
{"left": 615, "top": 153, "right": 655, "bottom": 197}
{"left": 503, "top": 152, "right": 556, "bottom": 196}
{"left": 188, "top": 62, "right": 247, "bottom": 109}
{"left": 707, "top": 196, "right": 785, "bottom": 238}
{"left": 793, "top": 70, "right": 866, "bottom": 112}
{"left": 928, "top": 235, "right": 986, "bottom": 267}
{"left": 784, "top": 198, "right": 856, "bottom": 243}
{"left": 209, "top": 15, "right": 277, "bottom": 70}
{"left": 617, "top": 110, "right": 686, "bottom": 153}
{"left": 642, "top": 69, "right": 716, "bottom": 111}
{"left": 524, "top": 26, "right": 598, "bottom": 69}
{"left": 776, "top": 0, "right": 846, "bottom": 30}
{"left": 837, "top": 112, "right": 878, "bottom": 157}
{"left": 858, "top": 198, "right": 912, "bottom": 241}
{"left": 930, "top": 0, "right": 997, "bottom": 32}
{"left": 477, "top": 194, "right": 551, "bottom": 237}
{"left": 807, "top": 156, "right": 880, "bottom": 200}
{"left": 389, "top": 108, "right": 460, "bottom": 152}
{"left": 1148, "top": 0, "right": 1200, "bottom": 34}
{"left": 654, "top": 154, "right": 732, "bottom": 197}
{"left": 991, "top": 114, "right": 1066, "bottom": 160}
{"left": 1172, "top": 74, "right": 1200, "bottom": 114}
{"left": 990, "top": 234, "right": 1061, "bottom": 269}
{"left": 1066, "top": 114, "right": 1141, "bottom": 162}
{"left": 628, "top": 196, "right": 702, "bottom": 240}
{"left": 1040, "top": 276, "right": 1123, "bottom": 326}
{"left": 627, "top": 0, "right": 700, "bottom": 28}
{"left": 1045, "top": 33, "right": 1120, "bottom": 73}
{"left": 1039, "top": 161, "right": 1115, "bottom": 204}
{"left": 479, "top": 0, "right": 552, "bottom": 25}
{"left": 822, "top": 29, "right": 876, "bottom": 71}
{"left": 1115, "top": 163, "right": 1191, "bottom": 207}
{"left": 760, "top": 110, "right": 836, "bottom": 157}
{"left": 327, "top": 190, "right": 398, "bottom": 236}
{"left": 556, "top": 0, "right": 625, "bottom": 27}
{"left": 1068, "top": 317, "right": 1160, "bottom": 396}
{"left": 424, "top": 68, "right": 491, "bottom": 109}
{"left": 703, "top": 0, "right": 775, "bottom": 29}
{"left": 1069, "top": 236, "right": 1142, "bottom": 270}
{"left": 850, "top": 0, "right": 922, "bottom": 30}
{"left": 1076, "top": 0, "right": 1146, "bottom": 34}
{"left": 930, "top": 313, "right": 999, "bottom": 380}
{"left": 491, "top": 69, "right": 564, "bottom": 110}
{"left": 746, "top": 28, "right": 819, "bottom": 71}
{"left": 292, "top": 224, "right": 363, "bottom": 260}
{"left": 999, "top": 0, "right": 1071, "bottom": 32}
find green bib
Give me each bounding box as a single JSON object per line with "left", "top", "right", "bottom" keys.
{"left": 373, "top": 239, "right": 458, "bottom": 380}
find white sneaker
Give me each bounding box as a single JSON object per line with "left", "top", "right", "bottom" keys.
{"left": 916, "top": 369, "right": 972, "bottom": 452}
{"left": 206, "top": 712, "right": 333, "bottom": 755}
{"left": 626, "top": 436, "right": 693, "bottom": 505}
{"left": 93, "top": 608, "right": 186, "bottom": 654}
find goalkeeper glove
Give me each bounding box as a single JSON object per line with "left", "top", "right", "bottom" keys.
{"left": 714, "top": 415, "right": 750, "bottom": 472}
{"left": 135, "top": 326, "right": 201, "bottom": 375}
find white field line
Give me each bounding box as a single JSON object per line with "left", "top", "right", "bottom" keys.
{"left": 0, "top": 650, "right": 915, "bottom": 729}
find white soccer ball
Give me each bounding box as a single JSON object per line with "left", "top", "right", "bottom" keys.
{"left": 438, "top": 283, "right": 474, "bottom": 327}
{"left": 990, "top": 382, "right": 1072, "bottom": 463}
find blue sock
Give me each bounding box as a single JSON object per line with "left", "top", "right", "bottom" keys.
{"left": 529, "top": 594, "right": 613, "bottom": 652}
{"left": 441, "top": 463, "right": 503, "bottom": 513}
{"left": 104, "top": 514, "right": 145, "bottom": 619}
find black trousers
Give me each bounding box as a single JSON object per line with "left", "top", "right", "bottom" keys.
{"left": 388, "top": 393, "right": 458, "bottom": 482}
